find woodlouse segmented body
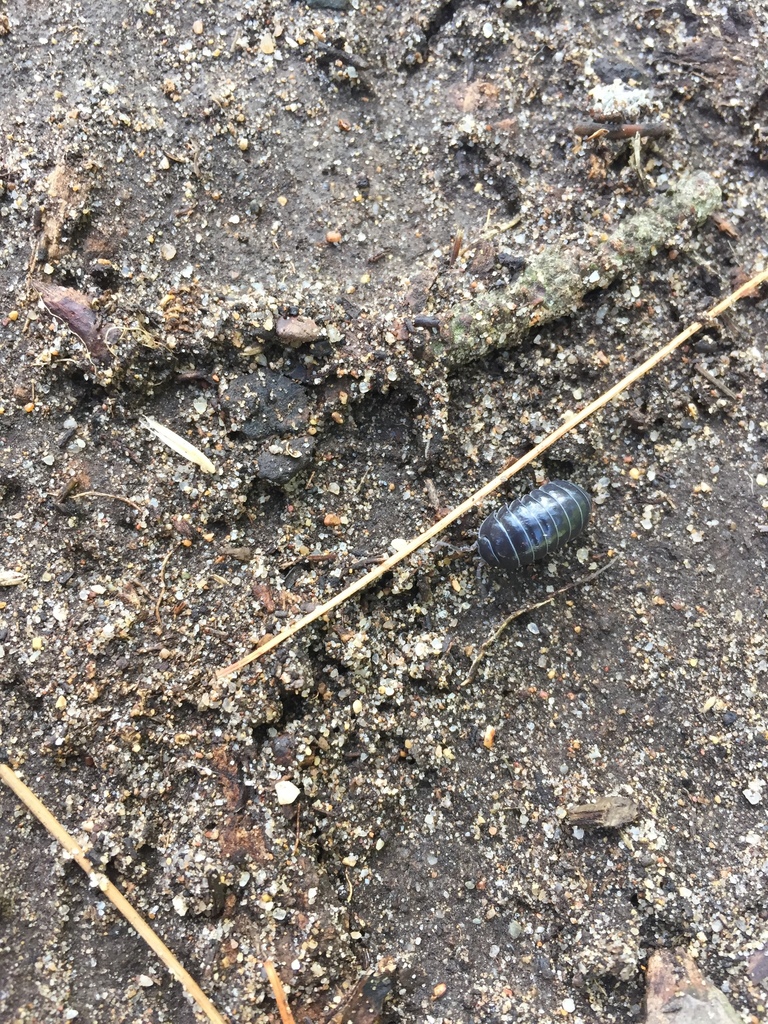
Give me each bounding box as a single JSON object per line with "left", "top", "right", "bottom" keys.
{"left": 478, "top": 480, "right": 592, "bottom": 569}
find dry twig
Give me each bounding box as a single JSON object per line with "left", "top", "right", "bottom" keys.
{"left": 0, "top": 763, "right": 230, "bottom": 1024}
{"left": 694, "top": 362, "right": 739, "bottom": 401}
{"left": 464, "top": 557, "right": 619, "bottom": 685}
{"left": 216, "top": 267, "right": 768, "bottom": 680}
{"left": 69, "top": 490, "right": 144, "bottom": 510}
{"left": 154, "top": 542, "right": 181, "bottom": 627}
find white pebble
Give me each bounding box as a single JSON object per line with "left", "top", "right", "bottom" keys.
{"left": 743, "top": 779, "right": 764, "bottom": 805}
{"left": 275, "top": 780, "right": 301, "bottom": 805}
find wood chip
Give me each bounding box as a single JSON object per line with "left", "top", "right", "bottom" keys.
{"left": 567, "top": 795, "right": 639, "bottom": 829}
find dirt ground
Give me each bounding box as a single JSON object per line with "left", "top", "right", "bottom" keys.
{"left": 1, "top": 1, "right": 767, "bottom": 1023}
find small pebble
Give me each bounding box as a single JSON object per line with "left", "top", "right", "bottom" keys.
{"left": 275, "top": 780, "right": 301, "bottom": 805}
{"left": 743, "top": 780, "right": 764, "bottom": 805}
{"left": 276, "top": 315, "right": 320, "bottom": 347}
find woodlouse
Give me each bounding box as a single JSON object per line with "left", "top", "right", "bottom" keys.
{"left": 478, "top": 480, "right": 592, "bottom": 569}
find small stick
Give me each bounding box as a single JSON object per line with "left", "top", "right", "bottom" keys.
{"left": 293, "top": 807, "right": 302, "bottom": 856}
{"left": 464, "top": 558, "right": 619, "bottom": 685}
{"left": 694, "top": 362, "right": 739, "bottom": 401}
{"left": 367, "top": 248, "right": 391, "bottom": 264}
{"left": 216, "top": 267, "right": 768, "bottom": 679}
{"left": 262, "top": 960, "right": 297, "bottom": 1024}
{"left": 0, "top": 763, "right": 230, "bottom": 1024}
{"left": 69, "top": 490, "right": 144, "bottom": 510}
{"left": 574, "top": 121, "right": 671, "bottom": 140}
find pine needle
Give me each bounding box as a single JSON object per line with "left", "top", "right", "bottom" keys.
{"left": 142, "top": 415, "right": 216, "bottom": 474}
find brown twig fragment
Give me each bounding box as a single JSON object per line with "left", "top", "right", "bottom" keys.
{"left": 155, "top": 542, "right": 181, "bottom": 627}
{"left": 0, "top": 763, "right": 230, "bottom": 1024}
{"left": 262, "top": 960, "right": 297, "bottom": 1024}
{"left": 573, "top": 121, "right": 672, "bottom": 140}
{"left": 464, "top": 558, "right": 619, "bottom": 685}
{"left": 694, "top": 362, "right": 739, "bottom": 401}
{"left": 216, "top": 267, "right": 768, "bottom": 680}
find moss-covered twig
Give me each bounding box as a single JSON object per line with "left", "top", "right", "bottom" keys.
{"left": 434, "top": 171, "right": 721, "bottom": 368}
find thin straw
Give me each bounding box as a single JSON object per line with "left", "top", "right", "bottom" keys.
{"left": 216, "top": 268, "right": 768, "bottom": 679}
{"left": 0, "top": 763, "right": 231, "bottom": 1024}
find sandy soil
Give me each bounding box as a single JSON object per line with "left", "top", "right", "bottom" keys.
{"left": 1, "top": 2, "right": 767, "bottom": 1022}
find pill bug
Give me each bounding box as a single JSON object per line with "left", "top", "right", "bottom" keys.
{"left": 478, "top": 480, "right": 592, "bottom": 570}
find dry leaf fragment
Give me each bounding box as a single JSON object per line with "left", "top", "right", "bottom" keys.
{"left": 645, "top": 949, "right": 743, "bottom": 1024}
{"left": 141, "top": 416, "right": 216, "bottom": 474}
{"left": 35, "top": 281, "right": 114, "bottom": 364}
